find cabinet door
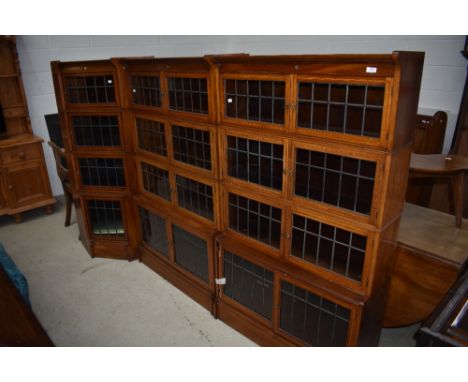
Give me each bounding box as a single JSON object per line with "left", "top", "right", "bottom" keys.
{"left": 0, "top": 177, "right": 7, "bottom": 214}
{"left": 4, "top": 160, "right": 51, "bottom": 208}
{"left": 220, "top": 74, "right": 291, "bottom": 131}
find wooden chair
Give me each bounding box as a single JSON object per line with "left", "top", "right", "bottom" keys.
{"left": 410, "top": 153, "right": 468, "bottom": 227}
{"left": 406, "top": 111, "right": 447, "bottom": 206}
{"left": 48, "top": 141, "right": 73, "bottom": 227}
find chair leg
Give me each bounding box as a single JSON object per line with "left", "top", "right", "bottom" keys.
{"left": 64, "top": 191, "right": 72, "bottom": 227}
{"left": 451, "top": 172, "right": 464, "bottom": 228}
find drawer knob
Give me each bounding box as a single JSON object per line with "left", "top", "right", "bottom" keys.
{"left": 8, "top": 185, "right": 13, "bottom": 190}
{"left": 18, "top": 151, "right": 26, "bottom": 159}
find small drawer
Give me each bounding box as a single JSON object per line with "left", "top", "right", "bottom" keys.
{"left": 1, "top": 143, "right": 42, "bottom": 165}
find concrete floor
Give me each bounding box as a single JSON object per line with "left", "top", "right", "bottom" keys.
{"left": 0, "top": 199, "right": 419, "bottom": 346}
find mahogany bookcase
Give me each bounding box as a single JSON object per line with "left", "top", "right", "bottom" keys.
{"left": 51, "top": 52, "right": 424, "bottom": 346}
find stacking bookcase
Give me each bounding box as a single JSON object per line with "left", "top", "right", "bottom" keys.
{"left": 51, "top": 52, "right": 424, "bottom": 346}
{"left": 51, "top": 60, "right": 139, "bottom": 260}
{"left": 117, "top": 57, "right": 220, "bottom": 310}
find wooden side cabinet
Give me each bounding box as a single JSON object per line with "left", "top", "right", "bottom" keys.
{"left": 0, "top": 135, "right": 56, "bottom": 222}
{"left": 0, "top": 36, "right": 56, "bottom": 222}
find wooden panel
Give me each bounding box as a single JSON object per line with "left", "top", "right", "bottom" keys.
{"left": 216, "top": 300, "right": 296, "bottom": 346}
{"left": 384, "top": 203, "right": 468, "bottom": 327}
{"left": 4, "top": 160, "right": 51, "bottom": 208}
{"left": 0, "top": 266, "right": 53, "bottom": 346}
{"left": 91, "top": 241, "right": 135, "bottom": 261}
{"left": 1, "top": 142, "right": 42, "bottom": 165}
{"left": 0, "top": 38, "right": 16, "bottom": 75}
{"left": 384, "top": 243, "right": 461, "bottom": 327}
{"left": 4, "top": 117, "right": 29, "bottom": 135}
{"left": 0, "top": 77, "right": 22, "bottom": 107}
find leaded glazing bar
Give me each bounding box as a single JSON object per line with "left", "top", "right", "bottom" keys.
{"left": 72, "top": 115, "right": 120, "bottom": 147}
{"left": 136, "top": 118, "right": 167, "bottom": 156}
{"left": 79, "top": 157, "right": 125, "bottom": 187}
{"left": 225, "top": 79, "right": 285, "bottom": 125}
{"left": 223, "top": 251, "right": 274, "bottom": 320}
{"left": 173, "top": 225, "right": 209, "bottom": 282}
{"left": 139, "top": 207, "right": 168, "bottom": 257}
{"left": 290, "top": 213, "right": 366, "bottom": 281}
{"left": 66, "top": 75, "right": 115, "bottom": 104}
{"left": 131, "top": 75, "right": 162, "bottom": 107}
{"left": 176, "top": 175, "right": 214, "bottom": 220}
{"left": 168, "top": 77, "right": 208, "bottom": 114}
{"left": 228, "top": 193, "right": 281, "bottom": 248}
{"left": 297, "top": 82, "right": 384, "bottom": 138}
{"left": 172, "top": 125, "right": 211, "bottom": 170}
{"left": 141, "top": 162, "right": 171, "bottom": 201}
{"left": 87, "top": 199, "right": 124, "bottom": 236}
{"left": 280, "top": 281, "right": 350, "bottom": 346}
{"left": 295, "top": 148, "right": 376, "bottom": 215}
{"left": 227, "top": 135, "right": 283, "bottom": 191}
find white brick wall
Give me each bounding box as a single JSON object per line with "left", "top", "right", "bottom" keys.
{"left": 15, "top": 35, "right": 467, "bottom": 196}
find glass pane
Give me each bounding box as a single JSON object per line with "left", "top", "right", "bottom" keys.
{"left": 172, "top": 125, "right": 211, "bottom": 170}
{"left": 87, "top": 199, "right": 124, "bottom": 236}
{"left": 72, "top": 116, "right": 120, "bottom": 147}
{"left": 295, "top": 148, "right": 376, "bottom": 215}
{"left": 291, "top": 213, "right": 366, "bottom": 281}
{"left": 79, "top": 157, "right": 125, "bottom": 187}
{"left": 168, "top": 77, "right": 208, "bottom": 114}
{"left": 139, "top": 207, "right": 168, "bottom": 257}
{"left": 141, "top": 162, "right": 171, "bottom": 201}
{"left": 280, "top": 281, "right": 350, "bottom": 346}
{"left": 225, "top": 79, "right": 285, "bottom": 125}
{"left": 136, "top": 118, "right": 167, "bottom": 156}
{"left": 173, "top": 225, "right": 209, "bottom": 282}
{"left": 297, "top": 82, "right": 384, "bottom": 138}
{"left": 131, "top": 75, "right": 162, "bottom": 107}
{"left": 228, "top": 193, "right": 281, "bottom": 248}
{"left": 227, "top": 136, "right": 283, "bottom": 190}
{"left": 223, "top": 251, "right": 274, "bottom": 320}
{"left": 66, "top": 75, "right": 115, "bottom": 104}
{"left": 176, "top": 175, "right": 214, "bottom": 220}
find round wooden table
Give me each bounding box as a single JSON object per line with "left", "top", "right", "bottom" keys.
{"left": 410, "top": 154, "right": 468, "bottom": 227}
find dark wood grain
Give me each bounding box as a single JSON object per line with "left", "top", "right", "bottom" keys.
{"left": 0, "top": 266, "right": 53, "bottom": 346}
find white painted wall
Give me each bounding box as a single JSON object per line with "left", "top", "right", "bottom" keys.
{"left": 15, "top": 35, "right": 467, "bottom": 196}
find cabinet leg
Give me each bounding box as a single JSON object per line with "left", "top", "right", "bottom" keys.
{"left": 13, "top": 213, "right": 22, "bottom": 224}
{"left": 45, "top": 204, "right": 54, "bottom": 215}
